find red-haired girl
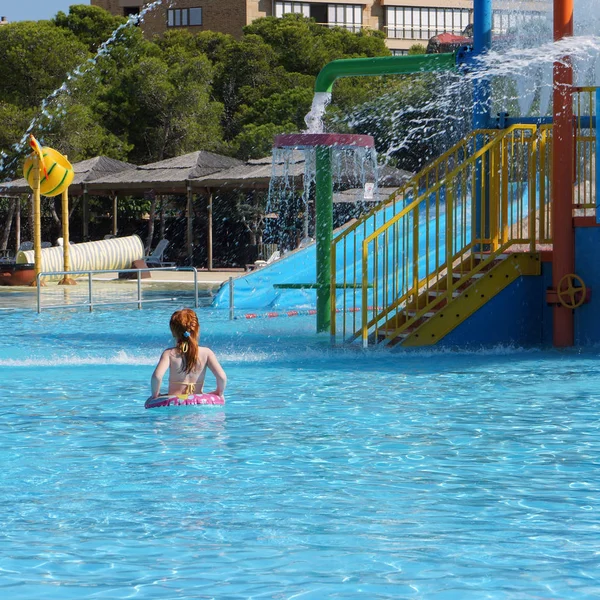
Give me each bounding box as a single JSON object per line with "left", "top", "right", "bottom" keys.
{"left": 149, "top": 308, "right": 227, "bottom": 400}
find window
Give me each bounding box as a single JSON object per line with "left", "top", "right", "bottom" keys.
{"left": 274, "top": 1, "right": 360, "bottom": 33}
{"left": 167, "top": 7, "right": 202, "bottom": 27}
{"left": 391, "top": 49, "right": 408, "bottom": 56}
{"left": 189, "top": 8, "right": 202, "bottom": 25}
{"left": 274, "top": 2, "right": 310, "bottom": 19}
{"left": 385, "top": 6, "right": 471, "bottom": 40}
{"left": 492, "top": 9, "right": 545, "bottom": 34}
{"left": 327, "top": 4, "right": 362, "bottom": 33}
{"left": 384, "top": 5, "right": 546, "bottom": 40}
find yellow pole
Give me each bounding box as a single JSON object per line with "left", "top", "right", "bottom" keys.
{"left": 58, "top": 183, "right": 76, "bottom": 285}
{"left": 30, "top": 155, "right": 45, "bottom": 287}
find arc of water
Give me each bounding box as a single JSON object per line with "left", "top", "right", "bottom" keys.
{"left": 1, "top": 0, "right": 171, "bottom": 180}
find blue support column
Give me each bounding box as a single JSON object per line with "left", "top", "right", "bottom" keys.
{"left": 472, "top": 0, "right": 493, "bottom": 129}
{"left": 596, "top": 88, "right": 600, "bottom": 223}
{"left": 473, "top": 0, "right": 493, "bottom": 246}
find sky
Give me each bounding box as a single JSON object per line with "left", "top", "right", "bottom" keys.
{"left": 1, "top": 1, "right": 90, "bottom": 22}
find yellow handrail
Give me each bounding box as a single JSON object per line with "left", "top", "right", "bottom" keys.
{"left": 332, "top": 125, "right": 540, "bottom": 345}
{"left": 331, "top": 129, "right": 498, "bottom": 340}
{"left": 361, "top": 125, "right": 538, "bottom": 346}
{"left": 332, "top": 92, "right": 598, "bottom": 346}
{"left": 367, "top": 126, "right": 535, "bottom": 342}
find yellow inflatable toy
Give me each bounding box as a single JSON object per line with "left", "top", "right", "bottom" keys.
{"left": 23, "top": 139, "right": 74, "bottom": 197}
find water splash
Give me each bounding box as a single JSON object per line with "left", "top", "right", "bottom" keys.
{"left": 320, "top": 0, "right": 600, "bottom": 166}
{"left": 0, "top": 0, "right": 171, "bottom": 181}
{"left": 267, "top": 143, "right": 378, "bottom": 248}
{"left": 304, "top": 92, "right": 332, "bottom": 134}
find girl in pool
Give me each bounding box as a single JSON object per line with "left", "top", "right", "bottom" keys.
{"left": 149, "top": 308, "right": 227, "bottom": 400}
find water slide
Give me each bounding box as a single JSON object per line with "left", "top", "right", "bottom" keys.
{"left": 212, "top": 241, "right": 320, "bottom": 311}
{"left": 211, "top": 198, "right": 454, "bottom": 312}
{"left": 212, "top": 182, "right": 530, "bottom": 312}
{"left": 212, "top": 201, "right": 453, "bottom": 311}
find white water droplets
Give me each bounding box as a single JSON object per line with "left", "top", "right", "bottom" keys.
{"left": 0, "top": 0, "right": 174, "bottom": 181}
{"left": 267, "top": 143, "right": 378, "bottom": 246}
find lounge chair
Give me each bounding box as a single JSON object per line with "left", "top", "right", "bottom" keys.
{"left": 246, "top": 250, "right": 280, "bottom": 271}
{"left": 144, "top": 239, "right": 176, "bottom": 268}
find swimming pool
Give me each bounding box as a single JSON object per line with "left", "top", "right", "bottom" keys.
{"left": 1, "top": 304, "right": 599, "bottom": 598}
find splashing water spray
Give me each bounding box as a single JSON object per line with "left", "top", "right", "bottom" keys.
{"left": 0, "top": 0, "right": 171, "bottom": 181}
{"left": 269, "top": 0, "right": 600, "bottom": 342}
{"left": 271, "top": 53, "right": 459, "bottom": 333}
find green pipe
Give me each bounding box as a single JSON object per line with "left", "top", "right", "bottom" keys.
{"left": 315, "top": 52, "right": 457, "bottom": 93}
{"left": 316, "top": 145, "right": 333, "bottom": 333}
{"left": 313, "top": 52, "right": 458, "bottom": 334}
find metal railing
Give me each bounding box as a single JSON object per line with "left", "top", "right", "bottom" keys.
{"left": 36, "top": 267, "right": 200, "bottom": 313}
{"left": 331, "top": 89, "right": 600, "bottom": 347}
{"left": 536, "top": 124, "right": 553, "bottom": 244}
{"left": 537, "top": 88, "right": 598, "bottom": 242}
{"left": 573, "top": 87, "right": 597, "bottom": 217}
{"left": 330, "top": 129, "right": 499, "bottom": 341}
{"left": 331, "top": 125, "right": 539, "bottom": 346}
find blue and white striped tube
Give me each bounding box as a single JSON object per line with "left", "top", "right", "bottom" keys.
{"left": 16, "top": 235, "right": 144, "bottom": 281}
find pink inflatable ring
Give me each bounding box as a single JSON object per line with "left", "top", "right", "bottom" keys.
{"left": 145, "top": 393, "right": 224, "bottom": 409}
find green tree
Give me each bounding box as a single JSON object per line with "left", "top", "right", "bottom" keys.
{"left": 213, "top": 35, "right": 282, "bottom": 140}
{"left": 36, "top": 98, "right": 132, "bottom": 162}
{"left": 408, "top": 44, "right": 427, "bottom": 55}
{"left": 233, "top": 123, "right": 297, "bottom": 160}
{"left": 235, "top": 87, "right": 313, "bottom": 130}
{"left": 0, "top": 21, "right": 89, "bottom": 108}
{"left": 243, "top": 14, "right": 389, "bottom": 76}
{"left": 100, "top": 48, "right": 224, "bottom": 163}
{"left": 158, "top": 29, "right": 235, "bottom": 65}
{"left": 0, "top": 102, "right": 36, "bottom": 180}
{"left": 53, "top": 4, "right": 127, "bottom": 53}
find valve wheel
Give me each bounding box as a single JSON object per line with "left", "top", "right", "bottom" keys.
{"left": 557, "top": 273, "right": 587, "bottom": 309}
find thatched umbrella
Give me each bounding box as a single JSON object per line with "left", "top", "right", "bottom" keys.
{"left": 192, "top": 155, "right": 413, "bottom": 257}
{"left": 86, "top": 151, "right": 243, "bottom": 261}
{"left": 192, "top": 155, "right": 411, "bottom": 195}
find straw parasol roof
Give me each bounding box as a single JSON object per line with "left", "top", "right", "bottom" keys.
{"left": 191, "top": 155, "right": 304, "bottom": 189}
{"left": 0, "top": 156, "right": 136, "bottom": 196}
{"left": 192, "top": 154, "right": 413, "bottom": 200}
{"left": 331, "top": 164, "right": 413, "bottom": 203}
{"left": 85, "top": 151, "right": 243, "bottom": 194}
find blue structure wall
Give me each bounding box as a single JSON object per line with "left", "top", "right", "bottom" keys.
{"left": 433, "top": 224, "right": 600, "bottom": 349}
{"left": 436, "top": 273, "right": 547, "bottom": 349}
{"left": 541, "top": 261, "right": 553, "bottom": 345}
{"left": 574, "top": 227, "right": 600, "bottom": 345}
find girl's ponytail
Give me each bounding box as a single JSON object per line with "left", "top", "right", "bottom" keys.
{"left": 169, "top": 309, "right": 200, "bottom": 373}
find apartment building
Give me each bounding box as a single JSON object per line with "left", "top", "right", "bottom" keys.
{"left": 91, "top": 1, "right": 548, "bottom": 54}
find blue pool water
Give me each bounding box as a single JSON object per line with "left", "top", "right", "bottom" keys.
{"left": 1, "top": 303, "right": 600, "bottom": 598}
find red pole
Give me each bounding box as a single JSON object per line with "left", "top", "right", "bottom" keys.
{"left": 552, "top": 0, "right": 574, "bottom": 347}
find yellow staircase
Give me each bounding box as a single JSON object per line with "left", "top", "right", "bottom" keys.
{"left": 331, "top": 124, "right": 545, "bottom": 347}
{"left": 379, "top": 252, "right": 540, "bottom": 347}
